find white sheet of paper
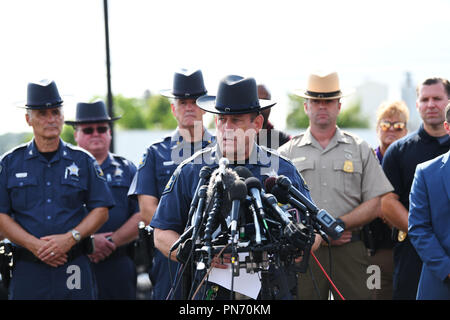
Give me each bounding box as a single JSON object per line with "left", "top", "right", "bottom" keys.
{"left": 207, "top": 252, "right": 261, "bottom": 299}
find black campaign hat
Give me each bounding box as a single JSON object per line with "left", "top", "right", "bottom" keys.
{"left": 64, "top": 100, "right": 121, "bottom": 125}
{"left": 160, "top": 69, "right": 207, "bottom": 99}
{"left": 25, "top": 79, "right": 63, "bottom": 109}
{"left": 196, "top": 75, "right": 276, "bottom": 115}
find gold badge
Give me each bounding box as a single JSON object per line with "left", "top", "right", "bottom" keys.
{"left": 343, "top": 160, "right": 354, "bottom": 173}
{"left": 398, "top": 230, "right": 407, "bottom": 242}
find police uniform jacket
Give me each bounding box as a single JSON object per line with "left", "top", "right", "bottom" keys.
{"left": 150, "top": 142, "right": 312, "bottom": 236}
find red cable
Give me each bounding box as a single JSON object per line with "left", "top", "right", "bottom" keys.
{"left": 310, "top": 251, "right": 346, "bottom": 300}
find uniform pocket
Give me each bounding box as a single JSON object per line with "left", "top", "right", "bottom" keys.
{"left": 292, "top": 159, "right": 315, "bottom": 173}
{"left": 7, "top": 176, "right": 38, "bottom": 211}
{"left": 109, "top": 181, "right": 129, "bottom": 209}
{"left": 333, "top": 159, "right": 363, "bottom": 197}
{"left": 60, "top": 177, "right": 88, "bottom": 210}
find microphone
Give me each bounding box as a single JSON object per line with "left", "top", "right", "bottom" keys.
{"left": 216, "top": 157, "right": 230, "bottom": 184}
{"left": 261, "top": 192, "right": 291, "bottom": 226}
{"left": 234, "top": 166, "right": 253, "bottom": 180}
{"left": 276, "top": 175, "right": 318, "bottom": 214}
{"left": 219, "top": 157, "right": 229, "bottom": 174}
{"left": 228, "top": 180, "right": 247, "bottom": 277}
{"left": 169, "top": 225, "right": 193, "bottom": 253}
{"left": 191, "top": 185, "right": 209, "bottom": 243}
{"left": 262, "top": 184, "right": 311, "bottom": 251}
{"left": 245, "top": 177, "right": 268, "bottom": 229}
{"left": 229, "top": 180, "right": 247, "bottom": 241}
{"left": 275, "top": 175, "right": 344, "bottom": 240}
{"left": 269, "top": 184, "right": 308, "bottom": 216}
{"left": 188, "top": 166, "right": 212, "bottom": 227}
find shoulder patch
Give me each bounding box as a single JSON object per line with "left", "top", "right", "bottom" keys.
{"left": 162, "top": 167, "right": 180, "bottom": 195}
{"left": 94, "top": 161, "right": 106, "bottom": 180}
{"left": 138, "top": 151, "right": 148, "bottom": 170}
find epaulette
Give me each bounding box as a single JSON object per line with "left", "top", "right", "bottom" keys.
{"left": 259, "top": 144, "right": 295, "bottom": 165}
{"left": 341, "top": 130, "right": 364, "bottom": 144}
{"left": 111, "top": 153, "right": 132, "bottom": 167}
{"left": 179, "top": 145, "right": 214, "bottom": 169}
{"left": 64, "top": 142, "right": 96, "bottom": 160}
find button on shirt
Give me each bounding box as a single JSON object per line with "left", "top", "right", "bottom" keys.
{"left": 98, "top": 153, "right": 139, "bottom": 233}
{"left": 278, "top": 127, "right": 393, "bottom": 218}
{"left": 128, "top": 128, "right": 215, "bottom": 200}
{"left": 0, "top": 139, "right": 115, "bottom": 238}
{"left": 150, "top": 143, "right": 312, "bottom": 235}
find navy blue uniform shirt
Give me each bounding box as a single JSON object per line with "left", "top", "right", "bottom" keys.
{"left": 0, "top": 139, "right": 115, "bottom": 237}
{"left": 128, "top": 128, "right": 215, "bottom": 200}
{"left": 151, "top": 143, "right": 312, "bottom": 235}
{"left": 99, "top": 153, "right": 139, "bottom": 233}
{"left": 127, "top": 128, "right": 214, "bottom": 300}
{"left": 92, "top": 152, "right": 139, "bottom": 300}
{"left": 0, "top": 139, "right": 115, "bottom": 299}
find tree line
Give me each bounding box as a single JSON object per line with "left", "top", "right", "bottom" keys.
{"left": 8, "top": 91, "right": 368, "bottom": 149}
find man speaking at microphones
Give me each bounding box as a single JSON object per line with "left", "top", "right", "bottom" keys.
{"left": 150, "top": 75, "right": 319, "bottom": 300}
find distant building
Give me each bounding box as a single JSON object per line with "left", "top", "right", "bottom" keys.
{"left": 401, "top": 72, "right": 421, "bottom": 131}
{"left": 354, "top": 80, "right": 389, "bottom": 128}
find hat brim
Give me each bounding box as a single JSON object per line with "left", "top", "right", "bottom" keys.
{"left": 292, "top": 88, "right": 354, "bottom": 100}
{"left": 196, "top": 95, "right": 276, "bottom": 114}
{"left": 64, "top": 116, "right": 121, "bottom": 126}
{"left": 160, "top": 89, "right": 207, "bottom": 99}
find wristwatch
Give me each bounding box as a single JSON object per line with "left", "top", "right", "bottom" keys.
{"left": 336, "top": 218, "right": 346, "bottom": 230}
{"left": 71, "top": 229, "right": 81, "bottom": 243}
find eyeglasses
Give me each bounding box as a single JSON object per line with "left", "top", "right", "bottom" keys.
{"left": 379, "top": 121, "right": 406, "bottom": 131}
{"left": 81, "top": 126, "right": 109, "bottom": 135}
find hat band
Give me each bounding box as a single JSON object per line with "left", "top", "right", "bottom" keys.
{"left": 26, "top": 100, "right": 64, "bottom": 108}
{"left": 305, "top": 90, "right": 341, "bottom": 98}
{"left": 172, "top": 90, "right": 206, "bottom": 98}
{"left": 216, "top": 102, "right": 260, "bottom": 113}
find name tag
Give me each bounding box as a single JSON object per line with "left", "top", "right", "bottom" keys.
{"left": 15, "top": 172, "right": 28, "bottom": 178}
{"left": 163, "top": 161, "right": 174, "bottom": 166}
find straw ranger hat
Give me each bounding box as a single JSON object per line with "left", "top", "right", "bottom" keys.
{"left": 293, "top": 71, "right": 353, "bottom": 100}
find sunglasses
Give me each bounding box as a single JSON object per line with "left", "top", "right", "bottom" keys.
{"left": 379, "top": 121, "right": 406, "bottom": 131}
{"left": 81, "top": 126, "right": 109, "bottom": 135}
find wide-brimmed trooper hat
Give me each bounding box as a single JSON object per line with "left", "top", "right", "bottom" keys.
{"left": 65, "top": 100, "right": 121, "bottom": 125}
{"left": 293, "top": 71, "right": 353, "bottom": 100}
{"left": 25, "top": 79, "right": 64, "bottom": 109}
{"left": 196, "top": 75, "right": 276, "bottom": 115}
{"left": 160, "top": 69, "right": 207, "bottom": 99}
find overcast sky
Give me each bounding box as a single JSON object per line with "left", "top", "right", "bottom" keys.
{"left": 1, "top": 0, "right": 449, "bottom": 134}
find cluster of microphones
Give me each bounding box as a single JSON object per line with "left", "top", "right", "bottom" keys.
{"left": 170, "top": 158, "right": 344, "bottom": 276}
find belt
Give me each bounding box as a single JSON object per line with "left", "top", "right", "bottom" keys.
{"left": 14, "top": 239, "right": 91, "bottom": 264}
